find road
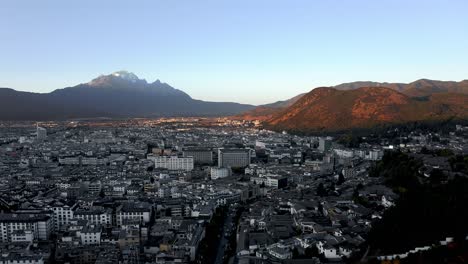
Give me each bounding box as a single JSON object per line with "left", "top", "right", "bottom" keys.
{"left": 214, "top": 209, "right": 235, "bottom": 264}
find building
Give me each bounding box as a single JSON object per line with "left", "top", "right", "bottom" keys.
{"left": 210, "top": 167, "right": 231, "bottom": 180}
{"left": 268, "top": 245, "right": 292, "bottom": 260}
{"left": 58, "top": 156, "right": 80, "bottom": 165}
{"left": 0, "top": 213, "right": 53, "bottom": 242}
{"left": 365, "top": 149, "right": 384, "bottom": 161}
{"left": 11, "top": 230, "right": 34, "bottom": 243}
{"left": 334, "top": 149, "right": 354, "bottom": 159}
{"left": 250, "top": 175, "right": 288, "bottom": 189}
{"left": 51, "top": 202, "right": 78, "bottom": 230}
{"left": 0, "top": 254, "right": 44, "bottom": 264}
{"left": 116, "top": 203, "right": 152, "bottom": 226}
{"left": 266, "top": 176, "right": 288, "bottom": 189}
{"left": 36, "top": 126, "right": 47, "bottom": 141}
{"left": 148, "top": 155, "right": 194, "bottom": 171}
{"left": 342, "top": 166, "right": 357, "bottom": 178}
{"left": 81, "top": 157, "right": 108, "bottom": 166}
{"left": 318, "top": 137, "right": 332, "bottom": 152}
{"left": 218, "top": 148, "right": 251, "bottom": 168}
{"left": 78, "top": 224, "right": 102, "bottom": 245}
{"left": 183, "top": 147, "right": 213, "bottom": 165}
{"left": 88, "top": 180, "right": 102, "bottom": 195}
{"left": 74, "top": 207, "right": 112, "bottom": 227}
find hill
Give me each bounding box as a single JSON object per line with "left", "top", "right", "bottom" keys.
{"left": 265, "top": 87, "right": 468, "bottom": 132}
{"left": 236, "top": 93, "right": 305, "bottom": 121}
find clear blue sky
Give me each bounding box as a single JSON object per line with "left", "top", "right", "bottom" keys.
{"left": 1, "top": 0, "right": 467, "bottom": 105}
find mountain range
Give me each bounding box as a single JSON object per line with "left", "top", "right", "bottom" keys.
{"left": 1, "top": 74, "right": 467, "bottom": 131}
{"left": 239, "top": 79, "right": 468, "bottom": 132}
{"left": 0, "top": 71, "right": 255, "bottom": 120}
{"left": 237, "top": 93, "right": 305, "bottom": 121}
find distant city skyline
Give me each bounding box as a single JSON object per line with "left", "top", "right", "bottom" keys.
{"left": 1, "top": 0, "right": 467, "bottom": 105}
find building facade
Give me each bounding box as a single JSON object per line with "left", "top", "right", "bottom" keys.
{"left": 0, "top": 213, "right": 53, "bottom": 242}
{"left": 218, "top": 148, "right": 251, "bottom": 168}
{"left": 148, "top": 155, "right": 194, "bottom": 171}
{"left": 183, "top": 147, "right": 213, "bottom": 165}
{"left": 210, "top": 167, "right": 231, "bottom": 180}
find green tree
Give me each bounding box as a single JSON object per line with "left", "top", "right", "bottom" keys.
{"left": 317, "top": 183, "right": 327, "bottom": 197}
{"left": 337, "top": 173, "right": 345, "bottom": 185}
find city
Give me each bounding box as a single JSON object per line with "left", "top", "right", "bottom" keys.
{"left": 0, "top": 118, "right": 467, "bottom": 263}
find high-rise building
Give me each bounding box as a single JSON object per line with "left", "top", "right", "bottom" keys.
{"left": 218, "top": 148, "right": 251, "bottom": 168}
{"left": 183, "top": 147, "right": 213, "bottom": 165}
{"left": 147, "top": 155, "right": 194, "bottom": 171}
{"left": 318, "top": 137, "right": 332, "bottom": 152}
{"left": 36, "top": 126, "right": 47, "bottom": 141}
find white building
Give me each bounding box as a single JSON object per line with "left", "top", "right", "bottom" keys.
{"left": 78, "top": 224, "right": 101, "bottom": 245}
{"left": 210, "top": 167, "right": 231, "bottom": 180}
{"left": 317, "top": 241, "right": 352, "bottom": 260}
{"left": 116, "top": 204, "right": 151, "bottom": 226}
{"left": 365, "top": 149, "right": 384, "bottom": 161}
{"left": 0, "top": 254, "right": 44, "bottom": 264}
{"left": 250, "top": 174, "right": 288, "bottom": 189}
{"left": 318, "top": 137, "right": 333, "bottom": 152}
{"left": 74, "top": 207, "right": 112, "bottom": 226}
{"left": 148, "top": 155, "right": 194, "bottom": 171}
{"left": 268, "top": 245, "right": 292, "bottom": 260}
{"left": 51, "top": 202, "right": 78, "bottom": 230}
{"left": 0, "top": 213, "right": 53, "bottom": 242}
{"left": 36, "top": 126, "right": 47, "bottom": 141}
{"left": 334, "top": 149, "right": 354, "bottom": 158}
{"left": 11, "top": 230, "right": 34, "bottom": 243}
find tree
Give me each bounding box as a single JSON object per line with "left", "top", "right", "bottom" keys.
{"left": 318, "top": 203, "right": 324, "bottom": 215}
{"left": 352, "top": 188, "right": 359, "bottom": 199}
{"left": 337, "top": 173, "right": 345, "bottom": 185}
{"left": 368, "top": 163, "right": 468, "bottom": 255}
{"left": 304, "top": 246, "right": 319, "bottom": 258}
{"left": 436, "top": 149, "right": 454, "bottom": 157}
{"left": 292, "top": 247, "right": 300, "bottom": 259}
{"left": 429, "top": 168, "right": 446, "bottom": 184}
{"left": 317, "top": 183, "right": 327, "bottom": 197}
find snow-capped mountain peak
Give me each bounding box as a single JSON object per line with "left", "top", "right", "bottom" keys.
{"left": 111, "top": 71, "right": 140, "bottom": 82}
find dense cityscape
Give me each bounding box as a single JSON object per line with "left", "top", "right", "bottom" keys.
{"left": 0, "top": 118, "right": 467, "bottom": 263}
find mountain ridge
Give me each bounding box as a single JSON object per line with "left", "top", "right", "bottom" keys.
{"left": 264, "top": 86, "right": 468, "bottom": 132}
{"left": 0, "top": 71, "right": 255, "bottom": 120}
{"left": 237, "top": 78, "right": 468, "bottom": 127}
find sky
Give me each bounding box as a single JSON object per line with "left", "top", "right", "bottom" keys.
{"left": 0, "top": 0, "right": 467, "bottom": 105}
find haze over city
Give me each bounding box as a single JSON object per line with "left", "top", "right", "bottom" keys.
{"left": 1, "top": 0, "right": 468, "bottom": 104}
